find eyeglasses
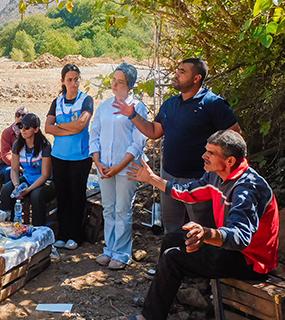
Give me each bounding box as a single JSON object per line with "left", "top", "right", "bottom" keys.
{"left": 15, "top": 112, "right": 27, "bottom": 118}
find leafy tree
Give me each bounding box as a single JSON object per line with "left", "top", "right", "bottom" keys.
{"left": 12, "top": 30, "right": 36, "bottom": 61}
{"left": 48, "top": 0, "right": 99, "bottom": 28}
{"left": 38, "top": 29, "right": 80, "bottom": 57}
{"left": 0, "top": 21, "right": 19, "bottom": 56}
{"left": 19, "top": 14, "right": 52, "bottom": 38}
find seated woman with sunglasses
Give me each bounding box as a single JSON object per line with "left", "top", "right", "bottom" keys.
{"left": 0, "top": 106, "right": 28, "bottom": 184}
{"left": 0, "top": 113, "right": 54, "bottom": 226}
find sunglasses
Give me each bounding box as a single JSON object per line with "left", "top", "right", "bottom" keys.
{"left": 17, "top": 123, "right": 32, "bottom": 130}
{"left": 15, "top": 112, "right": 27, "bottom": 118}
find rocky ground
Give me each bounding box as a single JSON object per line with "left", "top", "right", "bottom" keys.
{"left": 0, "top": 56, "right": 214, "bottom": 320}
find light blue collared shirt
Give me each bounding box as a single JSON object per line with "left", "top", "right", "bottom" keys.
{"left": 89, "top": 95, "right": 147, "bottom": 175}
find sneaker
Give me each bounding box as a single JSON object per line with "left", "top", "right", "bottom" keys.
{"left": 108, "top": 259, "right": 126, "bottom": 270}
{"left": 64, "top": 239, "right": 78, "bottom": 250}
{"left": 95, "top": 254, "right": 111, "bottom": 266}
{"left": 54, "top": 240, "right": 66, "bottom": 248}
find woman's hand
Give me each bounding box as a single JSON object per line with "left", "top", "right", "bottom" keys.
{"left": 95, "top": 162, "right": 108, "bottom": 179}
{"left": 18, "top": 188, "right": 30, "bottom": 200}
{"left": 104, "top": 164, "right": 122, "bottom": 178}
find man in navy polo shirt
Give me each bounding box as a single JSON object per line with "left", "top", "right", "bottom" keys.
{"left": 113, "top": 58, "right": 240, "bottom": 233}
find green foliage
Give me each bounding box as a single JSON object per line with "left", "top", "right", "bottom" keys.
{"left": 79, "top": 38, "right": 94, "bottom": 57}
{"left": 10, "top": 48, "right": 25, "bottom": 61}
{"left": 19, "top": 14, "right": 53, "bottom": 37}
{"left": 12, "top": 30, "right": 36, "bottom": 61}
{"left": 92, "top": 31, "right": 114, "bottom": 57}
{"left": 134, "top": 79, "right": 155, "bottom": 97}
{"left": 38, "top": 29, "right": 80, "bottom": 58}
{"left": 0, "top": 21, "right": 19, "bottom": 56}
{"left": 48, "top": 0, "right": 96, "bottom": 28}
{"left": 5, "top": 0, "right": 151, "bottom": 60}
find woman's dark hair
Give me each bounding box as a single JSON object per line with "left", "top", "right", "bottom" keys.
{"left": 61, "top": 63, "right": 80, "bottom": 94}
{"left": 15, "top": 129, "right": 50, "bottom": 157}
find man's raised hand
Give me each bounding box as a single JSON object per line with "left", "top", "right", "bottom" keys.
{"left": 113, "top": 100, "right": 135, "bottom": 117}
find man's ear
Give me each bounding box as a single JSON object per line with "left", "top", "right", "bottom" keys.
{"left": 34, "top": 127, "right": 39, "bottom": 133}
{"left": 194, "top": 74, "right": 202, "bottom": 84}
{"left": 226, "top": 156, "right": 237, "bottom": 169}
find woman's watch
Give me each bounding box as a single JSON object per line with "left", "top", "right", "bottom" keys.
{"left": 128, "top": 108, "right": 137, "bottom": 120}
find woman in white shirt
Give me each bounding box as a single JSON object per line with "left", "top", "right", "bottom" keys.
{"left": 89, "top": 63, "right": 147, "bottom": 270}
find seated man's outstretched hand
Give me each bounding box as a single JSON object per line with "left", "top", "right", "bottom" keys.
{"left": 127, "top": 159, "right": 153, "bottom": 183}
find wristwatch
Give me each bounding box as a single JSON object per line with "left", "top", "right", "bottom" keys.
{"left": 128, "top": 108, "right": 137, "bottom": 120}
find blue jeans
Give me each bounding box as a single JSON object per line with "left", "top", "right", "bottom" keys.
{"left": 0, "top": 163, "right": 11, "bottom": 184}
{"left": 99, "top": 175, "right": 137, "bottom": 264}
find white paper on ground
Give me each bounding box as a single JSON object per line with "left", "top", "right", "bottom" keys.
{"left": 36, "top": 304, "right": 73, "bottom": 313}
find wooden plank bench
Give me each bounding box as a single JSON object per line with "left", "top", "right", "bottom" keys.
{"left": 211, "top": 264, "right": 285, "bottom": 320}
{"left": 0, "top": 245, "right": 51, "bottom": 302}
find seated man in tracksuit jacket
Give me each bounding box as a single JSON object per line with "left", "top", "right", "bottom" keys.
{"left": 127, "top": 130, "right": 279, "bottom": 320}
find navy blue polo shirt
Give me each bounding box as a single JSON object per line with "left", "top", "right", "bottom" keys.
{"left": 155, "top": 88, "right": 237, "bottom": 178}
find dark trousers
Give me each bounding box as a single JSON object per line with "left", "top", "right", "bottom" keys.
{"left": 0, "top": 163, "right": 11, "bottom": 184}
{"left": 160, "top": 168, "right": 216, "bottom": 233}
{"left": 52, "top": 156, "right": 92, "bottom": 244}
{"left": 0, "top": 179, "right": 55, "bottom": 226}
{"left": 142, "top": 232, "right": 267, "bottom": 320}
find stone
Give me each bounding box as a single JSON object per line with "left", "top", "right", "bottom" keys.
{"left": 176, "top": 287, "right": 208, "bottom": 309}
{"left": 133, "top": 249, "right": 147, "bottom": 261}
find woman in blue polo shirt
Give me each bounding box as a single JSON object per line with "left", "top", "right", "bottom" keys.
{"left": 0, "top": 113, "right": 52, "bottom": 226}
{"left": 45, "top": 64, "right": 93, "bottom": 250}
{"left": 89, "top": 63, "right": 147, "bottom": 270}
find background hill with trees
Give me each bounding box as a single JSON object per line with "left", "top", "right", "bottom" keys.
{"left": 0, "top": 0, "right": 152, "bottom": 61}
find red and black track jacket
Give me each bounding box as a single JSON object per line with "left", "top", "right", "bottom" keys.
{"left": 165, "top": 159, "right": 279, "bottom": 274}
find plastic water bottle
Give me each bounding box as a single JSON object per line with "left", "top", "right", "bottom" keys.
{"left": 14, "top": 200, "right": 23, "bottom": 224}
{"left": 10, "top": 182, "right": 28, "bottom": 199}
{"left": 87, "top": 174, "right": 99, "bottom": 190}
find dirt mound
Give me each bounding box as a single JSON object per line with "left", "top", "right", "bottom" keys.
{"left": 28, "top": 53, "right": 62, "bottom": 68}
{"left": 24, "top": 53, "right": 149, "bottom": 69}
{"left": 61, "top": 54, "right": 95, "bottom": 67}
{"left": 27, "top": 53, "right": 97, "bottom": 69}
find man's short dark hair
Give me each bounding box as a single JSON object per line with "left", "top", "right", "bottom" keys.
{"left": 207, "top": 130, "right": 247, "bottom": 161}
{"left": 181, "top": 58, "right": 208, "bottom": 83}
